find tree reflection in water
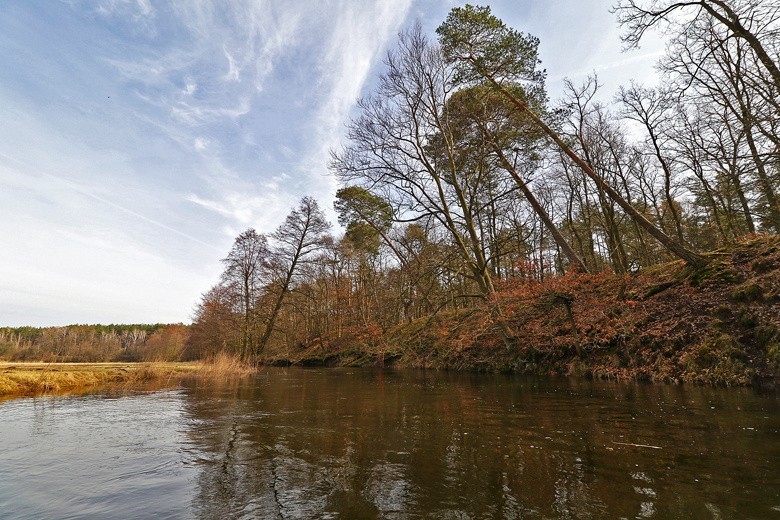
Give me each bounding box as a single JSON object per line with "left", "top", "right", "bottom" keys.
{"left": 180, "top": 369, "right": 779, "bottom": 519}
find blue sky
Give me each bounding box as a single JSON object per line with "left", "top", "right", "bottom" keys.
{"left": 0, "top": 0, "right": 663, "bottom": 326}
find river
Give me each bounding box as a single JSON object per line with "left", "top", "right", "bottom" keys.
{"left": 0, "top": 368, "right": 778, "bottom": 519}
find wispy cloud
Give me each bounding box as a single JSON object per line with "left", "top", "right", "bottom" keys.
{"left": 302, "top": 0, "right": 414, "bottom": 199}
{"left": 0, "top": 152, "right": 223, "bottom": 253}
{"left": 187, "top": 187, "right": 294, "bottom": 233}
{"left": 547, "top": 50, "right": 667, "bottom": 84}
{"left": 171, "top": 96, "right": 252, "bottom": 124}
{"left": 163, "top": 1, "right": 414, "bottom": 233}
{"left": 3, "top": 0, "right": 661, "bottom": 325}
{"left": 96, "top": 0, "right": 155, "bottom": 20}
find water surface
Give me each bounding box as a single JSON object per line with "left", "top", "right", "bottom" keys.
{"left": 1, "top": 369, "right": 778, "bottom": 519}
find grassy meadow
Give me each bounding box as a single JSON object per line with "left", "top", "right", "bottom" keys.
{"left": 0, "top": 354, "right": 255, "bottom": 399}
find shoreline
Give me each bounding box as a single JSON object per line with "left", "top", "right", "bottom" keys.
{"left": 268, "top": 236, "right": 780, "bottom": 387}
{"left": 0, "top": 362, "right": 202, "bottom": 399}
{"left": 3, "top": 236, "right": 778, "bottom": 392}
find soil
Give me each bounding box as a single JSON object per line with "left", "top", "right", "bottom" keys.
{"left": 271, "top": 235, "right": 780, "bottom": 387}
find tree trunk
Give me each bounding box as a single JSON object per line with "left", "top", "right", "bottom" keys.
{"left": 479, "top": 72, "right": 707, "bottom": 267}
{"left": 493, "top": 146, "right": 589, "bottom": 272}
{"left": 702, "top": 0, "right": 780, "bottom": 94}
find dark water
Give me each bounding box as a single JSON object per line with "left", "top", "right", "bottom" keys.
{"left": 0, "top": 369, "right": 778, "bottom": 519}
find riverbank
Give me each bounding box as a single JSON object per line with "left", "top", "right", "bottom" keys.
{"left": 278, "top": 235, "right": 780, "bottom": 386}
{"left": 0, "top": 355, "right": 254, "bottom": 399}
{"left": 0, "top": 362, "right": 198, "bottom": 398}
{"left": 4, "top": 237, "right": 777, "bottom": 389}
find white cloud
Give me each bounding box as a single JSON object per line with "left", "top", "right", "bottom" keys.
{"left": 186, "top": 189, "right": 294, "bottom": 233}
{"left": 193, "top": 137, "right": 209, "bottom": 151}
{"left": 0, "top": 0, "right": 672, "bottom": 326}
{"left": 304, "top": 0, "right": 414, "bottom": 199}
{"left": 171, "top": 97, "right": 252, "bottom": 124}
{"left": 96, "top": 0, "right": 155, "bottom": 20}
{"left": 223, "top": 46, "right": 241, "bottom": 82}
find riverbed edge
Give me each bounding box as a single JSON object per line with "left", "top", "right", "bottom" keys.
{"left": 269, "top": 235, "right": 780, "bottom": 387}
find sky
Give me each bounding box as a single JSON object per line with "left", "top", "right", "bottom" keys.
{"left": 0, "top": 0, "right": 665, "bottom": 327}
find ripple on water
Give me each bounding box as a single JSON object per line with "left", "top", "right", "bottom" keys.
{"left": 0, "top": 371, "right": 777, "bottom": 519}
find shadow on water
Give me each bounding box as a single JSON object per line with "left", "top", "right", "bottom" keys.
{"left": 180, "top": 369, "right": 780, "bottom": 519}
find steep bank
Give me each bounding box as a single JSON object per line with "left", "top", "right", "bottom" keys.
{"left": 277, "top": 235, "right": 780, "bottom": 386}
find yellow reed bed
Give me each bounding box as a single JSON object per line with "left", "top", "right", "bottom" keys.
{"left": 0, "top": 362, "right": 202, "bottom": 398}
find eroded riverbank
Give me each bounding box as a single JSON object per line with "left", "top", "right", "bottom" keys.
{"left": 276, "top": 236, "right": 780, "bottom": 386}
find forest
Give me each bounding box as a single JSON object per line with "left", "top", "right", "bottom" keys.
{"left": 0, "top": 324, "right": 187, "bottom": 362}
{"left": 180, "top": 3, "right": 780, "bottom": 383}
{"left": 4, "top": 2, "right": 777, "bottom": 384}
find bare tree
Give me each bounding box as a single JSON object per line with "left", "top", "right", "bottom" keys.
{"left": 447, "top": 84, "right": 589, "bottom": 272}
{"left": 221, "top": 229, "right": 271, "bottom": 359}
{"left": 256, "top": 197, "right": 330, "bottom": 355}
{"left": 331, "top": 25, "right": 520, "bottom": 345}
{"left": 618, "top": 83, "right": 688, "bottom": 240}
{"left": 660, "top": 15, "right": 780, "bottom": 231}
{"left": 614, "top": 0, "right": 780, "bottom": 92}
{"left": 560, "top": 77, "right": 643, "bottom": 272}
{"left": 437, "top": 4, "right": 706, "bottom": 267}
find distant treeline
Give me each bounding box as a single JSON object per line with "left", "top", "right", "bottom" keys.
{"left": 0, "top": 324, "right": 190, "bottom": 362}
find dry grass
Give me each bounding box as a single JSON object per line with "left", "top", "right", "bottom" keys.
{"left": 0, "top": 362, "right": 202, "bottom": 398}
{"left": 0, "top": 357, "right": 258, "bottom": 399}
{"left": 195, "top": 352, "right": 256, "bottom": 379}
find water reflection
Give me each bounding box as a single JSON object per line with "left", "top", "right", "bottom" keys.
{"left": 180, "top": 370, "right": 779, "bottom": 519}
{"left": 0, "top": 370, "right": 777, "bottom": 518}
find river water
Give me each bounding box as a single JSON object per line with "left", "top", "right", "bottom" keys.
{"left": 0, "top": 369, "right": 777, "bottom": 519}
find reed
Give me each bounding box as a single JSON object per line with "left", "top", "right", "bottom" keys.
{"left": 0, "top": 362, "right": 201, "bottom": 398}
{"left": 195, "top": 352, "right": 256, "bottom": 378}
{"left": 0, "top": 359, "right": 259, "bottom": 399}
